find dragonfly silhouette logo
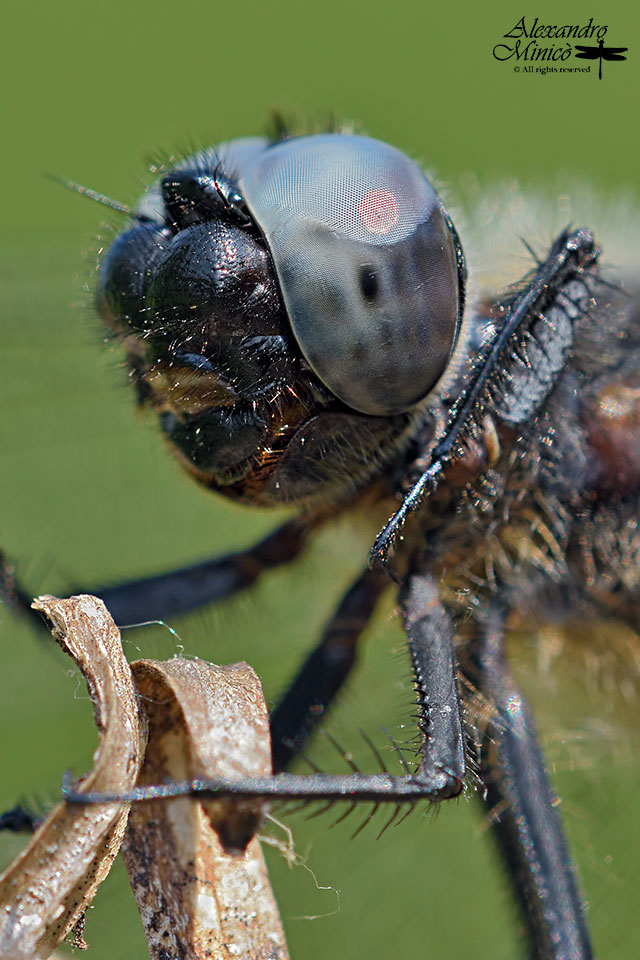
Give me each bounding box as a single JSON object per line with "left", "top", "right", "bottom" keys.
{"left": 574, "top": 38, "right": 628, "bottom": 79}
{"left": 492, "top": 16, "right": 628, "bottom": 80}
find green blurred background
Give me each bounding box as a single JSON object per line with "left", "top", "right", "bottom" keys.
{"left": 1, "top": 0, "right": 639, "bottom": 957}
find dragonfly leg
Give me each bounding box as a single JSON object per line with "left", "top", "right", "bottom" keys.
{"left": 66, "top": 559, "right": 466, "bottom": 805}
{"left": 270, "top": 566, "right": 389, "bottom": 772}
{"left": 1, "top": 518, "right": 310, "bottom": 629}
{"left": 469, "top": 601, "right": 593, "bottom": 960}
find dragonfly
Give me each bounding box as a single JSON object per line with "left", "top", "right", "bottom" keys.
{"left": 574, "top": 38, "right": 628, "bottom": 79}
{"left": 1, "top": 122, "right": 639, "bottom": 959}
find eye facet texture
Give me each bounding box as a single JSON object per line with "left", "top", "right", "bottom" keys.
{"left": 239, "top": 135, "right": 461, "bottom": 415}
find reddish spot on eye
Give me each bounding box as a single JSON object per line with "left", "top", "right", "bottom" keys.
{"left": 357, "top": 189, "right": 399, "bottom": 235}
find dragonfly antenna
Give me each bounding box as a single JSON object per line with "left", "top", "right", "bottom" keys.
{"left": 46, "top": 173, "right": 133, "bottom": 216}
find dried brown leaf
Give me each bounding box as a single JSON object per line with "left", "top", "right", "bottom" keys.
{"left": 0, "top": 598, "right": 289, "bottom": 959}
{"left": 123, "top": 658, "right": 289, "bottom": 959}
{"left": 0, "top": 595, "right": 147, "bottom": 959}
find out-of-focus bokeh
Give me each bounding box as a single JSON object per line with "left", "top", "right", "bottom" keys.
{"left": 1, "top": 1, "right": 639, "bottom": 957}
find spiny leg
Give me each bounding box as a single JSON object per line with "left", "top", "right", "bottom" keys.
{"left": 399, "top": 561, "right": 466, "bottom": 788}
{"left": 370, "top": 227, "right": 599, "bottom": 569}
{"left": 270, "top": 566, "right": 389, "bottom": 772}
{"left": 1, "top": 518, "right": 310, "bottom": 629}
{"left": 470, "top": 604, "right": 592, "bottom": 960}
{"left": 95, "top": 517, "right": 310, "bottom": 624}
{"left": 64, "top": 561, "right": 466, "bottom": 805}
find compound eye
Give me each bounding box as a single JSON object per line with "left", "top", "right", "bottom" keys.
{"left": 240, "top": 134, "right": 462, "bottom": 416}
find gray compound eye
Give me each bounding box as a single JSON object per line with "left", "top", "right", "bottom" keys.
{"left": 239, "top": 134, "right": 462, "bottom": 416}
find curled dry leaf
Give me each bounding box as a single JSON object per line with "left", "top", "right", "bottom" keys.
{"left": 123, "top": 658, "right": 289, "bottom": 959}
{"left": 0, "top": 597, "right": 289, "bottom": 960}
{"left": 0, "top": 595, "right": 147, "bottom": 959}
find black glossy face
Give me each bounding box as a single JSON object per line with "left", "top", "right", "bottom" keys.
{"left": 97, "top": 134, "right": 465, "bottom": 511}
